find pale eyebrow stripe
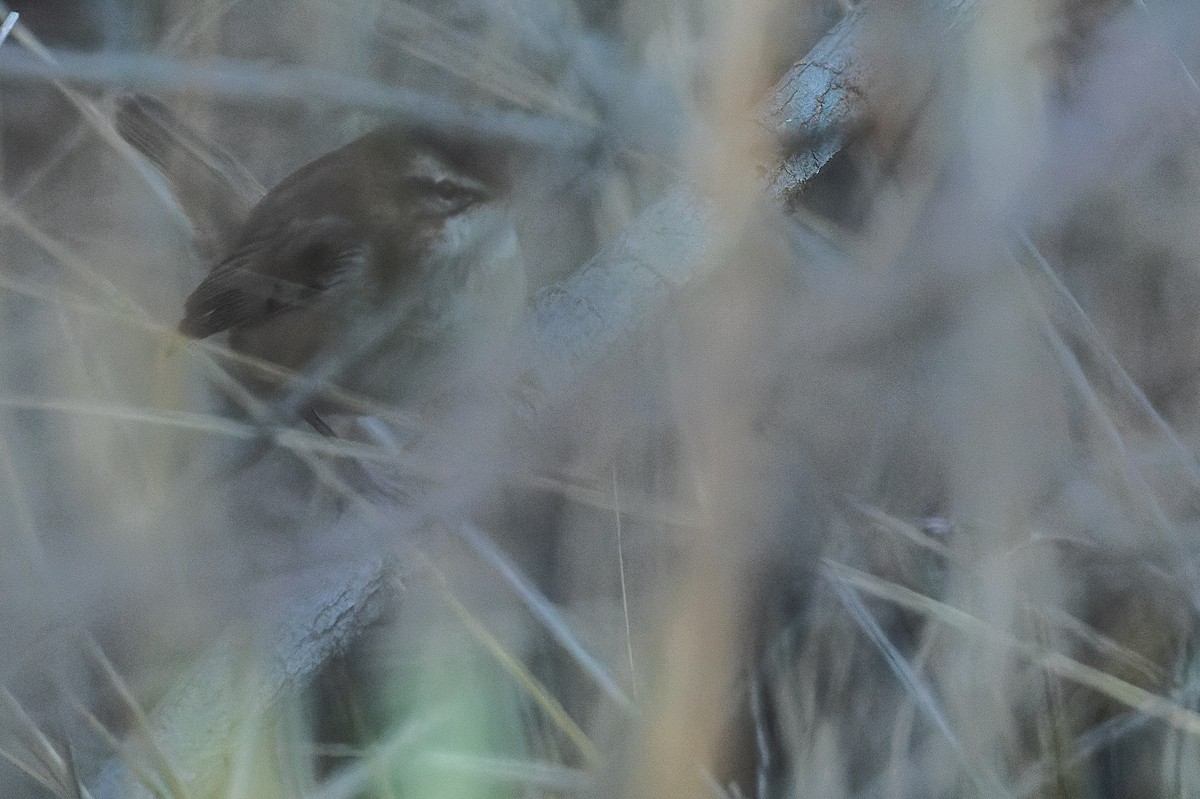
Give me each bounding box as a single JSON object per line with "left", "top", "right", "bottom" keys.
{"left": 401, "top": 152, "right": 490, "bottom": 193}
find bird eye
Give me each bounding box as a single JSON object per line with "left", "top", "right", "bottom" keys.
{"left": 432, "top": 178, "right": 463, "bottom": 199}
{"left": 407, "top": 176, "right": 485, "bottom": 216}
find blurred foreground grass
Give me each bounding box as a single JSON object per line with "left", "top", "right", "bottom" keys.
{"left": 1, "top": 1, "right": 1200, "bottom": 798}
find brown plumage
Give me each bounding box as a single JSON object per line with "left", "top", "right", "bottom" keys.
{"left": 179, "top": 126, "right": 526, "bottom": 419}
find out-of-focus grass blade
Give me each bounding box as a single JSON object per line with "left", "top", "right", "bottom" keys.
{"left": 422, "top": 555, "right": 602, "bottom": 767}
{"left": 0, "top": 742, "right": 60, "bottom": 796}
{"left": 1014, "top": 232, "right": 1200, "bottom": 491}
{"left": 1013, "top": 711, "right": 1147, "bottom": 797}
{"left": 83, "top": 638, "right": 192, "bottom": 799}
{"left": 0, "top": 11, "right": 18, "bottom": 47}
{"left": 70, "top": 696, "right": 171, "bottom": 799}
{"left": 419, "top": 752, "right": 593, "bottom": 793}
{"left": 310, "top": 711, "right": 449, "bottom": 799}
{"left": 827, "top": 571, "right": 1005, "bottom": 795}
{"left": 824, "top": 560, "right": 1200, "bottom": 736}
{"left": 457, "top": 522, "right": 631, "bottom": 709}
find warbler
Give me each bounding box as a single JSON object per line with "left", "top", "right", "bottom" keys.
{"left": 176, "top": 125, "right": 527, "bottom": 431}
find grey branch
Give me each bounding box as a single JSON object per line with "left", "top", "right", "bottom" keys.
{"left": 759, "top": 9, "right": 865, "bottom": 197}
{"left": 89, "top": 556, "right": 390, "bottom": 799}
{"left": 760, "top": 0, "right": 975, "bottom": 198}
{"left": 514, "top": 185, "right": 715, "bottom": 416}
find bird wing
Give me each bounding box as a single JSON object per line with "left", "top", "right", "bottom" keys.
{"left": 179, "top": 217, "right": 369, "bottom": 339}
{"left": 179, "top": 244, "right": 292, "bottom": 338}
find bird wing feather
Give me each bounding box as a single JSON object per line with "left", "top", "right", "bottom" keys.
{"left": 180, "top": 233, "right": 365, "bottom": 338}
{"left": 180, "top": 243, "right": 302, "bottom": 338}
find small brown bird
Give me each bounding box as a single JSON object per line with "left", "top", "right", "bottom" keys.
{"left": 176, "top": 125, "right": 526, "bottom": 430}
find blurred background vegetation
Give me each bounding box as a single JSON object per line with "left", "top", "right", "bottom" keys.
{"left": 1, "top": 1, "right": 1200, "bottom": 797}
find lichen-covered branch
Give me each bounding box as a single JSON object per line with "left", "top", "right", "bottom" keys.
{"left": 89, "top": 556, "right": 390, "bottom": 799}
{"left": 760, "top": 0, "right": 975, "bottom": 198}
